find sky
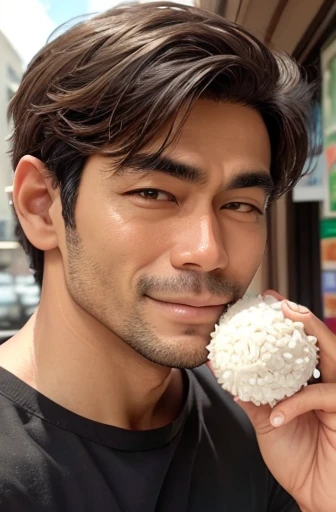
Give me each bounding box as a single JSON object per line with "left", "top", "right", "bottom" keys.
{"left": 1, "top": 0, "right": 193, "bottom": 66}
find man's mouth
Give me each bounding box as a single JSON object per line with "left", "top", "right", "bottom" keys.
{"left": 144, "top": 295, "right": 231, "bottom": 323}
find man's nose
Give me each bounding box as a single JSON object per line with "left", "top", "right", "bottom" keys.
{"left": 170, "top": 213, "right": 229, "bottom": 273}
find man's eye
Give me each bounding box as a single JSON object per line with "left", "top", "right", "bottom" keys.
{"left": 129, "top": 189, "right": 176, "bottom": 202}
{"left": 223, "top": 202, "right": 263, "bottom": 214}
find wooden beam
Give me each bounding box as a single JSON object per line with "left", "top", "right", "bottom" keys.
{"left": 265, "top": 0, "right": 289, "bottom": 44}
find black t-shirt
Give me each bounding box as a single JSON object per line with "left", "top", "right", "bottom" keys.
{"left": 0, "top": 365, "right": 299, "bottom": 511}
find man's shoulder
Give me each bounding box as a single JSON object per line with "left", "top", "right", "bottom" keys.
{"left": 0, "top": 389, "right": 43, "bottom": 461}
{"left": 0, "top": 392, "right": 43, "bottom": 508}
{"left": 0, "top": 389, "right": 74, "bottom": 511}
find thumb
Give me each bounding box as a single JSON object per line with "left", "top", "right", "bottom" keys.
{"left": 235, "top": 398, "right": 275, "bottom": 435}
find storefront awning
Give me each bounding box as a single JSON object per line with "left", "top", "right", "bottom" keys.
{"left": 198, "top": 0, "right": 325, "bottom": 54}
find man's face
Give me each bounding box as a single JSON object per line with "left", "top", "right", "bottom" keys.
{"left": 63, "top": 100, "right": 271, "bottom": 369}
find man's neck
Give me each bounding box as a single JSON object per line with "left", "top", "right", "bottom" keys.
{"left": 0, "top": 282, "right": 185, "bottom": 431}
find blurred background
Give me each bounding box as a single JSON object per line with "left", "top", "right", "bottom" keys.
{"left": 1, "top": 0, "right": 336, "bottom": 342}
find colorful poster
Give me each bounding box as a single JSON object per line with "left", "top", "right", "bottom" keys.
{"left": 321, "top": 34, "right": 336, "bottom": 216}
{"left": 320, "top": 218, "right": 336, "bottom": 332}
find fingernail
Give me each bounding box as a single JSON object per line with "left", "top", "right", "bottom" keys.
{"left": 286, "top": 301, "right": 309, "bottom": 314}
{"left": 270, "top": 413, "right": 284, "bottom": 427}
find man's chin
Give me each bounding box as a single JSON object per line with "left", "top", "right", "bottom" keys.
{"left": 151, "top": 320, "right": 216, "bottom": 339}
{"left": 138, "top": 332, "right": 211, "bottom": 369}
{"left": 149, "top": 353, "right": 208, "bottom": 370}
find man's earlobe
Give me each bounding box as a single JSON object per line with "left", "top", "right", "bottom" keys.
{"left": 13, "top": 156, "right": 59, "bottom": 251}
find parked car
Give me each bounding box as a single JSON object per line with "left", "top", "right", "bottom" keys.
{"left": 0, "top": 271, "right": 21, "bottom": 330}
{"left": 15, "top": 274, "right": 40, "bottom": 321}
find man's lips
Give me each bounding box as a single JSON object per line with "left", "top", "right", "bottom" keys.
{"left": 144, "top": 296, "right": 229, "bottom": 323}
{"left": 146, "top": 296, "right": 227, "bottom": 308}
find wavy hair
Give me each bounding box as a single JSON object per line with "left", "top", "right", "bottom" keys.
{"left": 8, "top": 1, "right": 313, "bottom": 284}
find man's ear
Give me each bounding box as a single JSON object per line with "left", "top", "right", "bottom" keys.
{"left": 13, "top": 156, "right": 59, "bottom": 251}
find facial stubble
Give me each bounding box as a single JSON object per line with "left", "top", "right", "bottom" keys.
{"left": 65, "top": 229, "right": 241, "bottom": 369}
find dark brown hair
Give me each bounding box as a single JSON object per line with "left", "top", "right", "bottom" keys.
{"left": 8, "top": 1, "right": 313, "bottom": 285}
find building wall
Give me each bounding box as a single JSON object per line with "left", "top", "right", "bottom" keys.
{"left": 0, "top": 30, "right": 23, "bottom": 240}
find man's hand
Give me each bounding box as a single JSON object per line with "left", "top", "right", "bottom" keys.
{"left": 217, "top": 290, "right": 336, "bottom": 512}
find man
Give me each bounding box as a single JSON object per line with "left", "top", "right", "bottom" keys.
{"left": 1, "top": 2, "right": 335, "bottom": 511}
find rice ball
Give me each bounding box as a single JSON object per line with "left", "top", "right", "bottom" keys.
{"left": 207, "top": 295, "right": 319, "bottom": 406}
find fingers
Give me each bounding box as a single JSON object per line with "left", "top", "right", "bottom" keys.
{"left": 263, "top": 290, "right": 336, "bottom": 383}
{"left": 263, "top": 289, "right": 285, "bottom": 301}
{"left": 270, "top": 384, "right": 336, "bottom": 429}
{"left": 281, "top": 301, "right": 336, "bottom": 383}
{"left": 236, "top": 384, "right": 336, "bottom": 433}
{"left": 264, "top": 290, "right": 328, "bottom": 344}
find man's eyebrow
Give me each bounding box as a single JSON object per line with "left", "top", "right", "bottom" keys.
{"left": 114, "top": 153, "right": 274, "bottom": 196}
{"left": 226, "top": 171, "right": 274, "bottom": 197}
{"left": 115, "top": 153, "right": 208, "bottom": 185}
